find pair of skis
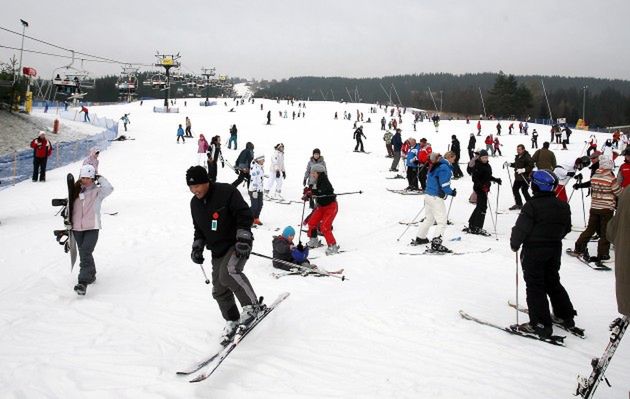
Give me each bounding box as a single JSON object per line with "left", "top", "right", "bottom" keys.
{"left": 400, "top": 247, "right": 491, "bottom": 256}
{"left": 176, "top": 292, "right": 290, "bottom": 383}
{"left": 566, "top": 249, "right": 611, "bottom": 271}
{"left": 386, "top": 188, "right": 424, "bottom": 195}
{"left": 271, "top": 265, "right": 345, "bottom": 279}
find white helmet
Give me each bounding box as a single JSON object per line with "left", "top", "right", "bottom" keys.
{"left": 79, "top": 164, "right": 96, "bottom": 179}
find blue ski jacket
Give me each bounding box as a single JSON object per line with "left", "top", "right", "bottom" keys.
{"left": 425, "top": 159, "right": 454, "bottom": 198}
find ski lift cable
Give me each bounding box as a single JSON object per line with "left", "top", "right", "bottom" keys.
{"left": 0, "top": 44, "right": 115, "bottom": 64}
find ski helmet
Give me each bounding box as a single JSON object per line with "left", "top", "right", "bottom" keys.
{"left": 578, "top": 156, "right": 590, "bottom": 168}
{"left": 531, "top": 170, "right": 558, "bottom": 192}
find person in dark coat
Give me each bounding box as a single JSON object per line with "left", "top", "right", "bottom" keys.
{"left": 272, "top": 226, "right": 310, "bottom": 271}
{"left": 390, "top": 129, "right": 403, "bottom": 171}
{"left": 228, "top": 124, "right": 238, "bottom": 150}
{"left": 510, "top": 170, "right": 577, "bottom": 338}
{"left": 467, "top": 133, "right": 476, "bottom": 160}
{"left": 353, "top": 126, "right": 366, "bottom": 152}
{"left": 187, "top": 165, "right": 261, "bottom": 344}
{"left": 207, "top": 135, "right": 224, "bottom": 182}
{"left": 30, "top": 131, "right": 53, "bottom": 182}
{"left": 232, "top": 142, "right": 254, "bottom": 187}
{"left": 606, "top": 188, "right": 630, "bottom": 316}
{"left": 507, "top": 144, "right": 534, "bottom": 210}
{"left": 303, "top": 164, "right": 339, "bottom": 255}
{"left": 450, "top": 135, "right": 463, "bottom": 178}
{"left": 467, "top": 150, "right": 501, "bottom": 234}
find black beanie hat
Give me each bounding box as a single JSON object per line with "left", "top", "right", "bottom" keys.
{"left": 186, "top": 166, "right": 210, "bottom": 186}
{"left": 313, "top": 148, "right": 321, "bottom": 155}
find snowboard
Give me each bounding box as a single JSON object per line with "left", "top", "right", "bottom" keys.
{"left": 52, "top": 173, "right": 78, "bottom": 270}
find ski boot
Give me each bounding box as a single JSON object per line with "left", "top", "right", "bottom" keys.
{"left": 307, "top": 237, "right": 323, "bottom": 249}
{"left": 238, "top": 304, "right": 265, "bottom": 329}
{"left": 410, "top": 237, "right": 430, "bottom": 246}
{"left": 514, "top": 322, "right": 552, "bottom": 339}
{"left": 430, "top": 236, "right": 452, "bottom": 253}
{"left": 74, "top": 283, "right": 87, "bottom": 296}
{"left": 325, "top": 244, "right": 340, "bottom": 256}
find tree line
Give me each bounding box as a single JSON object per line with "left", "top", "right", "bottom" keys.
{"left": 254, "top": 72, "right": 630, "bottom": 128}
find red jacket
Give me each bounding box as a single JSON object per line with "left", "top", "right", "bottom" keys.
{"left": 477, "top": 121, "right": 481, "bottom": 130}
{"left": 401, "top": 140, "right": 410, "bottom": 156}
{"left": 619, "top": 162, "right": 630, "bottom": 188}
{"left": 418, "top": 144, "right": 432, "bottom": 164}
{"left": 485, "top": 135, "right": 493, "bottom": 145}
{"left": 30, "top": 138, "right": 52, "bottom": 158}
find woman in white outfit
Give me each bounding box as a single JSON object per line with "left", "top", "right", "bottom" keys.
{"left": 265, "top": 143, "right": 285, "bottom": 198}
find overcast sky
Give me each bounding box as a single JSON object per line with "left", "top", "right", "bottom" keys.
{"left": 1, "top": 0, "right": 629, "bottom": 81}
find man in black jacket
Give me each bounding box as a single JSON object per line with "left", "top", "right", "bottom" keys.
{"left": 450, "top": 135, "right": 463, "bottom": 178}
{"left": 507, "top": 144, "right": 534, "bottom": 210}
{"left": 466, "top": 150, "right": 501, "bottom": 235}
{"left": 510, "top": 170, "right": 578, "bottom": 338}
{"left": 467, "top": 133, "right": 476, "bottom": 160}
{"left": 232, "top": 142, "right": 254, "bottom": 187}
{"left": 390, "top": 129, "right": 403, "bottom": 171}
{"left": 353, "top": 126, "right": 366, "bottom": 152}
{"left": 187, "top": 166, "right": 261, "bottom": 344}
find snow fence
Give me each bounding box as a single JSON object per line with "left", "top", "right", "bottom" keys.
{"left": 0, "top": 110, "right": 118, "bottom": 187}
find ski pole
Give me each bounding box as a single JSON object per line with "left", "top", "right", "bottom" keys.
{"left": 515, "top": 251, "right": 520, "bottom": 325}
{"left": 199, "top": 264, "right": 210, "bottom": 284}
{"left": 251, "top": 252, "right": 346, "bottom": 281}
{"left": 396, "top": 204, "right": 425, "bottom": 242}
{"left": 297, "top": 199, "right": 307, "bottom": 245}
{"left": 312, "top": 190, "right": 363, "bottom": 198}
{"left": 519, "top": 173, "right": 532, "bottom": 189}
{"left": 503, "top": 162, "right": 514, "bottom": 188}
{"left": 487, "top": 192, "right": 499, "bottom": 241}
{"left": 446, "top": 195, "right": 454, "bottom": 221}
{"left": 580, "top": 186, "right": 587, "bottom": 227}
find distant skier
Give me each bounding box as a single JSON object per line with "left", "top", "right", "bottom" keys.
{"left": 531, "top": 129, "right": 539, "bottom": 149}
{"left": 30, "top": 131, "right": 52, "bottom": 182}
{"left": 185, "top": 117, "right": 193, "bottom": 137}
{"left": 197, "top": 134, "right": 209, "bottom": 169}
{"left": 302, "top": 163, "right": 340, "bottom": 255}
{"left": 266, "top": 110, "right": 271, "bottom": 125}
{"left": 228, "top": 124, "right": 238, "bottom": 150}
{"left": 450, "top": 135, "right": 463, "bottom": 178}
{"left": 476, "top": 120, "right": 482, "bottom": 136}
{"left": 265, "top": 143, "right": 286, "bottom": 198}
{"left": 120, "top": 113, "right": 130, "bottom": 132}
{"left": 466, "top": 149, "right": 502, "bottom": 235}
{"left": 484, "top": 134, "right": 494, "bottom": 155}
{"left": 249, "top": 155, "right": 266, "bottom": 226}
{"left": 80, "top": 105, "right": 90, "bottom": 122}
{"left": 232, "top": 142, "right": 254, "bottom": 188}
{"left": 383, "top": 130, "right": 394, "bottom": 157}
{"left": 493, "top": 136, "right": 503, "bottom": 156}
{"left": 207, "top": 135, "right": 224, "bottom": 182}
{"left": 176, "top": 124, "right": 185, "bottom": 143}
{"left": 496, "top": 122, "right": 502, "bottom": 135}
{"left": 467, "top": 133, "right": 476, "bottom": 160}
{"left": 272, "top": 226, "right": 310, "bottom": 271}
{"left": 506, "top": 145, "right": 534, "bottom": 210}
{"left": 410, "top": 152, "right": 457, "bottom": 251}
{"left": 390, "top": 129, "right": 403, "bottom": 172}
{"left": 510, "top": 170, "right": 578, "bottom": 339}
{"left": 381, "top": 116, "right": 386, "bottom": 130}
{"left": 72, "top": 164, "right": 114, "bottom": 295}
{"left": 186, "top": 165, "right": 261, "bottom": 344}
{"left": 353, "top": 126, "right": 366, "bottom": 152}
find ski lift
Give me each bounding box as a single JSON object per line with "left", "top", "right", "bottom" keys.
{"left": 151, "top": 73, "right": 167, "bottom": 89}
{"left": 49, "top": 52, "right": 95, "bottom": 102}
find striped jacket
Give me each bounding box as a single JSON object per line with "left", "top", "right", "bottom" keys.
{"left": 590, "top": 169, "right": 622, "bottom": 210}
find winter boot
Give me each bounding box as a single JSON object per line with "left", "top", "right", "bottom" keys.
{"left": 325, "top": 244, "right": 340, "bottom": 256}
{"left": 410, "top": 237, "right": 430, "bottom": 246}
{"left": 514, "top": 322, "right": 552, "bottom": 339}
{"left": 307, "top": 237, "right": 323, "bottom": 248}
{"left": 74, "top": 283, "right": 87, "bottom": 296}
{"left": 509, "top": 204, "right": 522, "bottom": 210}
{"left": 220, "top": 320, "right": 239, "bottom": 345}
{"left": 430, "top": 236, "right": 452, "bottom": 253}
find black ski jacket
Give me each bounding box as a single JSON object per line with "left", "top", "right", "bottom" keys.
{"left": 312, "top": 173, "right": 336, "bottom": 206}
{"left": 509, "top": 151, "right": 534, "bottom": 181}
{"left": 451, "top": 138, "right": 461, "bottom": 156}
{"left": 191, "top": 182, "right": 253, "bottom": 258}
{"left": 510, "top": 191, "right": 571, "bottom": 250}
{"left": 471, "top": 160, "right": 497, "bottom": 193}
{"left": 467, "top": 136, "right": 476, "bottom": 150}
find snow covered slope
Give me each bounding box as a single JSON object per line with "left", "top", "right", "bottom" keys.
{"left": 0, "top": 98, "right": 627, "bottom": 398}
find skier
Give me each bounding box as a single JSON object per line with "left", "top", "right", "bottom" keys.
{"left": 265, "top": 143, "right": 286, "bottom": 198}
{"left": 531, "top": 129, "right": 539, "bottom": 149}
{"left": 249, "top": 155, "right": 265, "bottom": 226}
{"left": 82, "top": 147, "right": 100, "bottom": 174}
{"left": 120, "top": 113, "right": 130, "bottom": 132}
{"left": 197, "top": 134, "right": 209, "bottom": 169}
{"left": 232, "top": 142, "right": 255, "bottom": 188}
{"left": 466, "top": 149, "right": 502, "bottom": 235}
{"left": 410, "top": 152, "right": 457, "bottom": 250}
{"left": 532, "top": 142, "right": 556, "bottom": 171}
{"left": 586, "top": 135, "right": 598, "bottom": 157}
{"left": 467, "top": 133, "right": 476, "bottom": 160}
{"left": 80, "top": 105, "right": 90, "bottom": 122}
{"left": 383, "top": 130, "right": 394, "bottom": 157}
{"left": 606, "top": 187, "right": 630, "bottom": 316}
{"left": 450, "top": 135, "right": 463, "bottom": 178}
{"left": 496, "top": 122, "right": 502, "bottom": 135}
{"left": 176, "top": 124, "right": 185, "bottom": 143}
{"left": 617, "top": 148, "right": 630, "bottom": 188}
{"left": 493, "top": 136, "right": 503, "bottom": 157}
{"left": 405, "top": 138, "right": 421, "bottom": 191}
{"left": 228, "top": 124, "right": 238, "bottom": 150}
{"left": 519, "top": 121, "right": 523, "bottom": 134}
{"left": 506, "top": 144, "right": 534, "bottom": 210}
{"left": 523, "top": 122, "right": 529, "bottom": 135}
{"left": 185, "top": 117, "right": 193, "bottom": 137}
{"left": 508, "top": 123, "right": 514, "bottom": 135}
{"left": 484, "top": 134, "right": 494, "bottom": 156}
{"left": 207, "top": 135, "right": 224, "bottom": 182}
{"left": 353, "top": 126, "right": 366, "bottom": 152}
{"left": 381, "top": 116, "right": 386, "bottom": 130}
{"left": 572, "top": 156, "right": 622, "bottom": 262}
{"left": 390, "top": 129, "right": 403, "bottom": 172}
{"left": 30, "top": 131, "right": 52, "bottom": 182}
{"left": 266, "top": 110, "right": 271, "bottom": 125}
{"left": 72, "top": 164, "right": 114, "bottom": 295}
{"left": 476, "top": 120, "right": 482, "bottom": 136}
{"left": 187, "top": 165, "right": 261, "bottom": 344}
{"left": 271, "top": 226, "right": 310, "bottom": 271}
{"left": 510, "top": 170, "right": 577, "bottom": 338}
{"left": 303, "top": 163, "right": 339, "bottom": 255}
{"left": 553, "top": 156, "right": 589, "bottom": 202}
{"left": 417, "top": 139, "right": 432, "bottom": 191}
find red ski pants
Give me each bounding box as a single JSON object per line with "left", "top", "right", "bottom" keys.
{"left": 307, "top": 201, "right": 338, "bottom": 245}
{"left": 555, "top": 184, "right": 568, "bottom": 202}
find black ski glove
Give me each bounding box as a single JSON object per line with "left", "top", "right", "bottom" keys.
{"left": 191, "top": 239, "right": 205, "bottom": 264}
{"left": 282, "top": 171, "right": 286, "bottom": 179}
{"left": 234, "top": 229, "right": 253, "bottom": 259}
{"left": 493, "top": 177, "right": 502, "bottom": 185}
{"left": 276, "top": 171, "right": 281, "bottom": 178}
{"left": 451, "top": 188, "right": 457, "bottom": 197}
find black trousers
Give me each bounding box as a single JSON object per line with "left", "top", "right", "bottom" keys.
{"left": 406, "top": 167, "right": 419, "bottom": 189}
{"left": 354, "top": 138, "right": 364, "bottom": 152}
{"left": 453, "top": 154, "right": 463, "bottom": 177}
{"left": 512, "top": 179, "right": 531, "bottom": 206}
{"left": 521, "top": 245, "right": 576, "bottom": 327}
{"left": 468, "top": 148, "right": 474, "bottom": 160}
{"left": 208, "top": 161, "right": 218, "bottom": 182}
{"left": 32, "top": 157, "right": 48, "bottom": 181}
{"left": 468, "top": 189, "right": 487, "bottom": 229}
{"left": 232, "top": 170, "right": 250, "bottom": 188}
{"left": 418, "top": 165, "right": 428, "bottom": 190}
{"left": 211, "top": 248, "right": 258, "bottom": 321}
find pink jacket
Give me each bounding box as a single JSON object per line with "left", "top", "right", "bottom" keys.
{"left": 197, "top": 135, "right": 209, "bottom": 154}
{"left": 72, "top": 176, "right": 114, "bottom": 231}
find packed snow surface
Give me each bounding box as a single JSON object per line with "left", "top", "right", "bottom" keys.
{"left": 0, "top": 98, "right": 628, "bottom": 398}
